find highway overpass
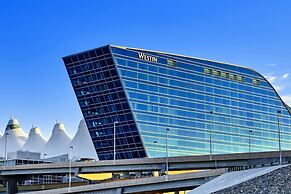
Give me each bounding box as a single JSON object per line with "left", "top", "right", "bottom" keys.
{"left": 0, "top": 150, "right": 291, "bottom": 193}
{"left": 24, "top": 169, "right": 227, "bottom": 194}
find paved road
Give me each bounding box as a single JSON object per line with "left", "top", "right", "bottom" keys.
{"left": 0, "top": 150, "right": 290, "bottom": 176}
{"left": 24, "top": 169, "right": 227, "bottom": 194}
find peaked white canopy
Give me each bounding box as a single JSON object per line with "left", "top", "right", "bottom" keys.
{"left": 42, "top": 122, "right": 72, "bottom": 157}
{"left": 68, "top": 120, "right": 98, "bottom": 160}
{"left": 22, "top": 127, "right": 47, "bottom": 153}
{"left": 0, "top": 119, "right": 28, "bottom": 157}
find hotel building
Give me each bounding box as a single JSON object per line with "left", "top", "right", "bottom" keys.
{"left": 63, "top": 45, "right": 291, "bottom": 160}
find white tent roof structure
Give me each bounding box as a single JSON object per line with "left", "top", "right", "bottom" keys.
{"left": 42, "top": 122, "right": 72, "bottom": 157}
{"left": 22, "top": 126, "right": 47, "bottom": 153}
{"left": 68, "top": 120, "right": 98, "bottom": 160}
{"left": 0, "top": 119, "right": 28, "bottom": 157}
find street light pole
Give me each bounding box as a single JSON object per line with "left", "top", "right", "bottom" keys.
{"left": 42, "top": 153, "right": 47, "bottom": 189}
{"left": 209, "top": 111, "right": 214, "bottom": 161}
{"left": 69, "top": 146, "right": 74, "bottom": 192}
{"left": 4, "top": 131, "right": 9, "bottom": 167}
{"left": 277, "top": 110, "right": 282, "bottom": 165}
{"left": 153, "top": 141, "right": 157, "bottom": 158}
{"left": 165, "top": 128, "right": 170, "bottom": 176}
{"left": 248, "top": 130, "right": 253, "bottom": 159}
{"left": 113, "top": 121, "right": 119, "bottom": 163}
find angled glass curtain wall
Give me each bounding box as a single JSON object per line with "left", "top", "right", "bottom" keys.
{"left": 111, "top": 46, "right": 291, "bottom": 158}
{"left": 64, "top": 45, "right": 291, "bottom": 160}
{"left": 63, "top": 46, "right": 146, "bottom": 160}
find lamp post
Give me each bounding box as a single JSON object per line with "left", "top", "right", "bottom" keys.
{"left": 248, "top": 130, "right": 253, "bottom": 159}
{"left": 68, "top": 146, "right": 74, "bottom": 192}
{"left": 41, "top": 153, "right": 47, "bottom": 189}
{"left": 209, "top": 111, "right": 214, "bottom": 161}
{"left": 4, "top": 131, "right": 9, "bottom": 167}
{"left": 165, "top": 128, "right": 170, "bottom": 176}
{"left": 113, "top": 121, "right": 119, "bottom": 163}
{"left": 277, "top": 110, "right": 282, "bottom": 165}
{"left": 153, "top": 141, "right": 157, "bottom": 158}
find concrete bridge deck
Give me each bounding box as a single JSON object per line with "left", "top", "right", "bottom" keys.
{"left": 0, "top": 150, "right": 291, "bottom": 193}
{"left": 1, "top": 150, "right": 291, "bottom": 177}
{"left": 23, "top": 169, "right": 227, "bottom": 194}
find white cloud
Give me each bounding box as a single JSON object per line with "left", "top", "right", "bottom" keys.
{"left": 264, "top": 74, "right": 276, "bottom": 83}
{"left": 282, "top": 73, "right": 289, "bottom": 79}
{"left": 274, "top": 85, "right": 284, "bottom": 92}
{"left": 281, "top": 95, "right": 291, "bottom": 107}
{"left": 264, "top": 73, "right": 291, "bottom": 104}
{"left": 268, "top": 64, "right": 277, "bottom": 66}
{"left": 264, "top": 73, "right": 281, "bottom": 91}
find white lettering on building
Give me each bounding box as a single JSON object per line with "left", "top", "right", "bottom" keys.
{"left": 138, "top": 52, "right": 158, "bottom": 63}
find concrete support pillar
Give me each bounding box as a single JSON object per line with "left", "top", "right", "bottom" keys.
{"left": 160, "top": 164, "right": 166, "bottom": 175}
{"left": 6, "top": 180, "right": 18, "bottom": 194}
{"left": 115, "top": 188, "right": 122, "bottom": 194}
{"left": 135, "top": 171, "right": 142, "bottom": 178}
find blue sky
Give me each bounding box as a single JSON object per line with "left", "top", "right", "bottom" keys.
{"left": 0, "top": 0, "right": 290, "bottom": 138}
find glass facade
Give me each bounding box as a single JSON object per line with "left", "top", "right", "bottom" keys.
{"left": 63, "top": 45, "right": 291, "bottom": 160}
